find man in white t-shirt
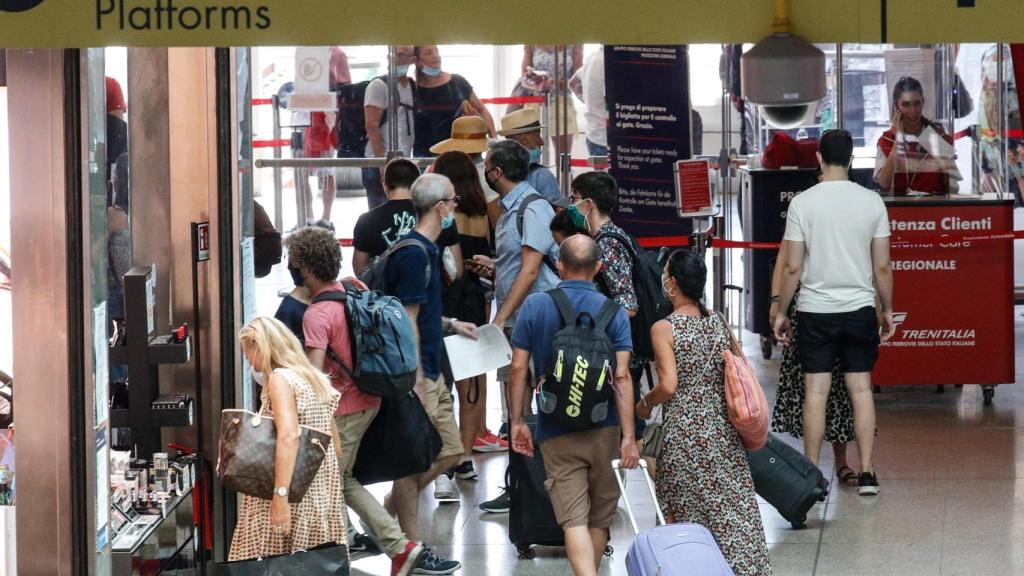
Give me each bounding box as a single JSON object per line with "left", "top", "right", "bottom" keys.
{"left": 773, "top": 129, "right": 895, "bottom": 497}
{"left": 363, "top": 45, "right": 417, "bottom": 209}
{"left": 579, "top": 50, "right": 607, "bottom": 159}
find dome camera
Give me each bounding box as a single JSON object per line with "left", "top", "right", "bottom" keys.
{"left": 741, "top": 35, "right": 826, "bottom": 129}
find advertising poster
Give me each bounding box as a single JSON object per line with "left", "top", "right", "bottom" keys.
{"left": 605, "top": 45, "right": 693, "bottom": 239}
{"left": 873, "top": 203, "right": 1015, "bottom": 386}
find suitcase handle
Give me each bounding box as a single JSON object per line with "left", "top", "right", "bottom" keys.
{"left": 611, "top": 459, "right": 666, "bottom": 535}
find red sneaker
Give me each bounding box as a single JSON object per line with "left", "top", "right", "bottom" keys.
{"left": 473, "top": 431, "right": 509, "bottom": 453}
{"left": 391, "top": 540, "right": 423, "bottom": 576}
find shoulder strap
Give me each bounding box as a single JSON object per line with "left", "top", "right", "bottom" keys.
{"left": 716, "top": 311, "right": 743, "bottom": 359}
{"left": 594, "top": 299, "right": 622, "bottom": 332}
{"left": 516, "top": 193, "right": 544, "bottom": 236}
{"left": 548, "top": 288, "right": 577, "bottom": 327}
{"left": 389, "top": 238, "right": 432, "bottom": 285}
{"left": 311, "top": 290, "right": 347, "bottom": 305}
{"left": 596, "top": 230, "right": 637, "bottom": 262}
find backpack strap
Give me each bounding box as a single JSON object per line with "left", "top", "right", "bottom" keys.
{"left": 309, "top": 290, "right": 356, "bottom": 378}
{"left": 389, "top": 238, "right": 433, "bottom": 286}
{"left": 516, "top": 194, "right": 558, "bottom": 274}
{"left": 595, "top": 230, "right": 637, "bottom": 263}
{"left": 593, "top": 299, "right": 622, "bottom": 332}
{"left": 547, "top": 288, "right": 578, "bottom": 327}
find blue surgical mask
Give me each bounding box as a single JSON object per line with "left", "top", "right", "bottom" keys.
{"left": 420, "top": 65, "right": 442, "bottom": 77}
{"left": 442, "top": 213, "right": 455, "bottom": 229}
{"left": 529, "top": 147, "right": 543, "bottom": 164}
{"left": 395, "top": 64, "right": 411, "bottom": 76}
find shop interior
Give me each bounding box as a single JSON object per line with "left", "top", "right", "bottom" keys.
{"left": 0, "top": 38, "right": 1021, "bottom": 575}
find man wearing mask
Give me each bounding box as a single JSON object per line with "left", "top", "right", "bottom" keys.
{"left": 472, "top": 140, "right": 560, "bottom": 514}
{"left": 364, "top": 45, "right": 417, "bottom": 209}
{"left": 381, "top": 174, "right": 476, "bottom": 575}
{"left": 286, "top": 227, "right": 425, "bottom": 576}
{"left": 497, "top": 109, "right": 561, "bottom": 203}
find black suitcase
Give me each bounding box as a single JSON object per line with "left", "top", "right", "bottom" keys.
{"left": 745, "top": 433, "right": 829, "bottom": 528}
{"left": 507, "top": 416, "right": 564, "bottom": 558}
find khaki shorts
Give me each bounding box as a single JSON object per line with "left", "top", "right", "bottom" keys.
{"left": 422, "top": 376, "right": 464, "bottom": 460}
{"left": 539, "top": 425, "right": 621, "bottom": 529}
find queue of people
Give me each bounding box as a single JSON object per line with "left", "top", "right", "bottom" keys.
{"left": 226, "top": 119, "right": 896, "bottom": 576}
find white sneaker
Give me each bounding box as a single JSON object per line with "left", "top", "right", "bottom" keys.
{"left": 433, "top": 474, "right": 460, "bottom": 503}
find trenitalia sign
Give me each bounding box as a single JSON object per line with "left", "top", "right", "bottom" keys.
{"left": 0, "top": 0, "right": 1021, "bottom": 46}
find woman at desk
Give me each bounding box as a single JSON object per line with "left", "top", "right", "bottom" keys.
{"left": 875, "top": 76, "right": 956, "bottom": 196}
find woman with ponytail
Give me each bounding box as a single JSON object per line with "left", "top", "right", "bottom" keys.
{"left": 228, "top": 317, "right": 346, "bottom": 561}
{"left": 635, "top": 250, "right": 771, "bottom": 575}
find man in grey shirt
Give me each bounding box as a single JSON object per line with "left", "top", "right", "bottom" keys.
{"left": 471, "top": 139, "right": 559, "bottom": 514}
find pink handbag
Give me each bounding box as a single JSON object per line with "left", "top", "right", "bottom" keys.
{"left": 718, "top": 314, "right": 769, "bottom": 451}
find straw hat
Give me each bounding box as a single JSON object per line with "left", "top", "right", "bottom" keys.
{"left": 498, "top": 108, "right": 544, "bottom": 137}
{"left": 429, "top": 116, "right": 490, "bottom": 154}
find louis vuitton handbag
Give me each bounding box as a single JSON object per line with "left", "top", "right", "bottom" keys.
{"left": 216, "top": 409, "right": 332, "bottom": 503}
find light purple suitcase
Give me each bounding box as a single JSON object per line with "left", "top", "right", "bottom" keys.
{"left": 613, "top": 460, "right": 735, "bottom": 576}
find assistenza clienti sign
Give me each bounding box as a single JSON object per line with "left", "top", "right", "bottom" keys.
{"left": 0, "top": 0, "right": 1022, "bottom": 47}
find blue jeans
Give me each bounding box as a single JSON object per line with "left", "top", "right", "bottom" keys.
{"left": 361, "top": 167, "right": 386, "bottom": 210}
{"left": 586, "top": 139, "right": 608, "bottom": 158}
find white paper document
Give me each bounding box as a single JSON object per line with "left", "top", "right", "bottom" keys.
{"left": 444, "top": 324, "right": 513, "bottom": 381}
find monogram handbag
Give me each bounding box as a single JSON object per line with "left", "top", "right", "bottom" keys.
{"left": 217, "top": 409, "right": 332, "bottom": 503}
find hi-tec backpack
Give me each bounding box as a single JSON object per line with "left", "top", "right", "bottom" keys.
{"left": 536, "top": 289, "right": 621, "bottom": 431}
{"left": 311, "top": 280, "right": 418, "bottom": 398}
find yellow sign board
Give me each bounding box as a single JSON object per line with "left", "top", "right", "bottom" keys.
{"left": 0, "top": 0, "right": 1019, "bottom": 47}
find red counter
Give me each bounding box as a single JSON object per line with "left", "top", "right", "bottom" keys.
{"left": 873, "top": 198, "right": 1015, "bottom": 387}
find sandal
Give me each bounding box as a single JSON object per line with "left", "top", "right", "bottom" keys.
{"left": 837, "top": 466, "right": 859, "bottom": 487}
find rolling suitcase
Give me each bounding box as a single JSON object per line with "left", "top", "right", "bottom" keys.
{"left": 507, "top": 416, "right": 564, "bottom": 558}
{"left": 745, "top": 432, "right": 829, "bottom": 528}
{"left": 613, "top": 459, "right": 735, "bottom": 576}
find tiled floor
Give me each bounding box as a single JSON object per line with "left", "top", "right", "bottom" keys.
{"left": 256, "top": 194, "right": 1024, "bottom": 575}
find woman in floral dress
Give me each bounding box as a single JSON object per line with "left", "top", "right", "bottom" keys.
{"left": 228, "top": 317, "right": 346, "bottom": 561}
{"left": 636, "top": 250, "right": 771, "bottom": 576}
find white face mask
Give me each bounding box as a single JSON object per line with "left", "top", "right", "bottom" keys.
{"left": 251, "top": 369, "right": 266, "bottom": 386}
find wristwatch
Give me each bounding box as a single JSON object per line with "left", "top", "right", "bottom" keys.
{"left": 274, "top": 486, "right": 288, "bottom": 498}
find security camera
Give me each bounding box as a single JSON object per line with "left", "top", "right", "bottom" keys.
{"left": 741, "top": 35, "right": 826, "bottom": 129}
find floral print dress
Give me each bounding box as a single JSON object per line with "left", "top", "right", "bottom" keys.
{"left": 656, "top": 313, "right": 772, "bottom": 576}
{"left": 228, "top": 368, "right": 346, "bottom": 561}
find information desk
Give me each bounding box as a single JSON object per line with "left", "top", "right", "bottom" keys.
{"left": 740, "top": 168, "right": 1016, "bottom": 398}
{"left": 111, "top": 489, "right": 196, "bottom": 575}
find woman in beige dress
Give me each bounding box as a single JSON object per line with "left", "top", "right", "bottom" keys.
{"left": 228, "top": 317, "right": 346, "bottom": 561}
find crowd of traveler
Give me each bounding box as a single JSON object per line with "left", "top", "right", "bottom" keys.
{"left": 228, "top": 99, "right": 893, "bottom": 574}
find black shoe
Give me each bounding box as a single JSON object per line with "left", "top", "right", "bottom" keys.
{"left": 479, "top": 487, "right": 510, "bottom": 514}
{"left": 452, "top": 460, "right": 477, "bottom": 480}
{"left": 858, "top": 471, "right": 880, "bottom": 496}
{"left": 349, "top": 531, "right": 383, "bottom": 560}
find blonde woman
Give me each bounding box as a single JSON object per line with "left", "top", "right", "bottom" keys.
{"left": 228, "top": 317, "right": 346, "bottom": 561}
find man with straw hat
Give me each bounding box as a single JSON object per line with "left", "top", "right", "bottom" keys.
{"left": 497, "top": 108, "right": 562, "bottom": 203}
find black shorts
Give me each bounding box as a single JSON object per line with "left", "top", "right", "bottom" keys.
{"left": 796, "top": 306, "right": 880, "bottom": 374}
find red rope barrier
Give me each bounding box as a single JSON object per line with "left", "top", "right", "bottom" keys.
{"left": 252, "top": 98, "right": 273, "bottom": 106}
{"left": 253, "top": 139, "right": 291, "bottom": 149}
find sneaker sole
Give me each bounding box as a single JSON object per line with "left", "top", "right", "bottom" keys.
{"left": 479, "top": 506, "right": 510, "bottom": 514}
{"left": 455, "top": 471, "right": 478, "bottom": 480}
{"left": 434, "top": 495, "right": 461, "bottom": 503}
{"left": 858, "top": 486, "right": 880, "bottom": 496}
{"left": 472, "top": 444, "right": 508, "bottom": 453}
{"left": 412, "top": 563, "right": 462, "bottom": 575}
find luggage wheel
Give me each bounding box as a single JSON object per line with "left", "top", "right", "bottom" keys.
{"left": 516, "top": 545, "right": 536, "bottom": 559}
{"left": 604, "top": 545, "right": 614, "bottom": 558}
{"left": 983, "top": 386, "right": 996, "bottom": 406}
{"left": 790, "top": 517, "right": 807, "bottom": 530}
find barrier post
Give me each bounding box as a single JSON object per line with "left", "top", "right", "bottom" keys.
{"left": 542, "top": 92, "right": 552, "bottom": 166}
{"left": 712, "top": 214, "right": 726, "bottom": 312}
{"left": 291, "top": 129, "right": 308, "bottom": 228}
{"left": 271, "top": 95, "right": 284, "bottom": 232}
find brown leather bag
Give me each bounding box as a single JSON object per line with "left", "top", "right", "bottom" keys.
{"left": 216, "top": 409, "right": 332, "bottom": 504}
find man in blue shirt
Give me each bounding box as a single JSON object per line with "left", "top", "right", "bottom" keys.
{"left": 383, "top": 173, "right": 477, "bottom": 575}
{"left": 473, "top": 140, "right": 560, "bottom": 513}
{"left": 509, "top": 235, "right": 640, "bottom": 576}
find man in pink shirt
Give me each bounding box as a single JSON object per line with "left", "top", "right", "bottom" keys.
{"left": 285, "top": 227, "right": 423, "bottom": 576}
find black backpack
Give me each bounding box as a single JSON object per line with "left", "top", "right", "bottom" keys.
{"left": 356, "top": 237, "right": 432, "bottom": 292}
{"left": 595, "top": 230, "right": 672, "bottom": 360}
{"left": 515, "top": 193, "right": 559, "bottom": 274}
{"left": 536, "top": 289, "right": 620, "bottom": 432}
{"left": 335, "top": 76, "right": 416, "bottom": 157}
